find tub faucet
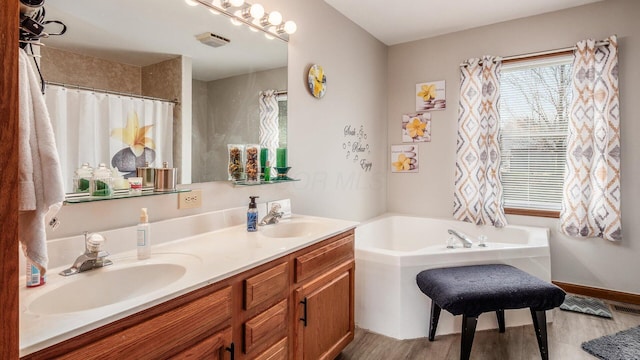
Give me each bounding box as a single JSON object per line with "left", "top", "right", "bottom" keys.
{"left": 447, "top": 229, "right": 474, "bottom": 248}
{"left": 59, "top": 232, "right": 113, "bottom": 276}
{"left": 260, "top": 203, "right": 284, "bottom": 226}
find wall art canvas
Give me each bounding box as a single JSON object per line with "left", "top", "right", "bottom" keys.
{"left": 402, "top": 112, "right": 431, "bottom": 142}
{"left": 391, "top": 144, "right": 418, "bottom": 173}
{"left": 416, "top": 80, "right": 446, "bottom": 111}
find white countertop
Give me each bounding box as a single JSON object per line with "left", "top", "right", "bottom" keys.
{"left": 19, "top": 214, "right": 357, "bottom": 357}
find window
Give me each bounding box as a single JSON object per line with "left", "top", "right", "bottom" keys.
{"left": 499, "top": 55, "right": 572, "bottom": 215}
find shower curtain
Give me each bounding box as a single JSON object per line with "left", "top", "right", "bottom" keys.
{"left": 259, "top": 90, "right": 279, "bottom": 177}
{"left": 561, "top": 35, "right": 621, "bottom": 241}
{"left": 453, "top": 56, "right": 507, "bottom": 227}
{"left": 44, "top": 85, "right": 174, "bottom": 193}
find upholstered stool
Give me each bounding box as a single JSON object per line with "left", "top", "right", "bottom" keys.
{"left": 416, "top": 264, "right": 565, "bottom": 360}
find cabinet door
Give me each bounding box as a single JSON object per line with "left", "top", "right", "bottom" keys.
{"left": 171, "top": 326, "right": 233, "bottom": 360}
{"left": 294, "top": 261, "right": 354, "bottom": 360}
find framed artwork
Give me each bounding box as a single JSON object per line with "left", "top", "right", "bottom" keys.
{"left": 402, "top": 112, "right": 431, "bottom": 142}
{"left": 416, "top": 80, "right": 446, "bottom": 111}
{"left": 391, "top": 145, "right": 418, "bottom": 173}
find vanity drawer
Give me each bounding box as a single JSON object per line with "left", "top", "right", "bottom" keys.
{"left": 294, "top": 234, "right": 354, "bottom": 283}
{"left": 243, "top": 299, "right": 288, "bottom": 355}
{"left": 58, "top": 286, "right": 232, "bottom": 359}
{"left": 244, "top": 262, "right": 289, "bottom": 310}
{"left": 254, "top": 337, "right": 288, "bottom": 360}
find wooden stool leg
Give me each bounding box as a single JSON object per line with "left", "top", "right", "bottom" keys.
{"left": 496, "top": 309, "right": 505, "bottom": 333}
{"left": 530, "top": 309, "right": 549, "bottom": 360}
{"left": 428, "top": 301, "right": 442, "bottom": 341}
{"left": 460, "top": 315, "right": 478, "bottom": 360}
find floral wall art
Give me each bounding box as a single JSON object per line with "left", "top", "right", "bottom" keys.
{"left": 391, "top": 145, "right": 418, "bottom": 173}
{"left": 402, "top": 112, "right": 431, "bottom": 142}
{"left": 416, "top": 80, "right": 446, "bottom": 111}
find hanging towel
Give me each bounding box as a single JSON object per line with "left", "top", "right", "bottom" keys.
{"left": 18, "top": 49, "right": 65, "bottom": 275}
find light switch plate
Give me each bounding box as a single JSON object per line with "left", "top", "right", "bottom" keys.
{"left": 178, "top": 190, "right": 202, "bottom": 209}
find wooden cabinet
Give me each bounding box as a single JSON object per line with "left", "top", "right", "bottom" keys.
{"left": 26, "top": 286, "right": 234, "bottom": 360}
{"left": 23, "top": 229, "right": 355, "bottom": 360}
{"left": 293, "top": 231, "right": 355, "bottom": 360}
{"left": 294, "top": 262, "right": 355, "bottom": 360}
{"left": 244, "top": 262, "right": 289, "bottom": 311}
{"left": 172, "top": 326, "right": 233, "bottom": 360}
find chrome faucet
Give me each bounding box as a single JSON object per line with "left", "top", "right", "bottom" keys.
{"left": 259, "top": 203, "right": 284, "bottom": 226}
{"left": 59, "top": 232, "right": 113, "bottom": 276}
{"left": 447, "top": 229, "right": 474, "bottom": 248}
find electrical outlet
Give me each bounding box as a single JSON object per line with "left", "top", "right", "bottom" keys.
{"left": 178, "top": 190, "right": 202, "bottom": 209}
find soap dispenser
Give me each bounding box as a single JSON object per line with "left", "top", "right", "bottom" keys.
{"left": 247, "top": 196, "right": 259, "bottom": 232}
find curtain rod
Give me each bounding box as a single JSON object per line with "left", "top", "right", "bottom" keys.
{"left": 45, "top": 81, "right": 180, "bottom": 105}
{"left": 502, "top": 40, "right": 611, "bottom": 62}
{"left": 462, "top": 39, "right": 611, "bottom": 66}
{"left": 274, "top": 90, "right": 287, "bottom": 95}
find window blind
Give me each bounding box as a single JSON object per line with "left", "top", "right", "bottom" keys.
{"left": 499, "top": 56, "right": 572, "bottom": 211}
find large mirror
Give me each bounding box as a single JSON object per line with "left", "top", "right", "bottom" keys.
{"left": 39, "top": 0, "right": 288, "bottom": 194}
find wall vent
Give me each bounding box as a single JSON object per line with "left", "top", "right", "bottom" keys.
{"left": 195, "top": 32, "right": 231, "bottom": 48}
{"left": 613, "top": 304, "right": 640, "bottom": 316}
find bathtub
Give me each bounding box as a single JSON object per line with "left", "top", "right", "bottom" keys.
{"left": 355, "top": 214, "right": 551, "bottom": 340}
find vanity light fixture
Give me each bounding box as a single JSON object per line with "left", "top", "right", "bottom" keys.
{"left": 186, "top": 0, "right": 296, "bottom": 41}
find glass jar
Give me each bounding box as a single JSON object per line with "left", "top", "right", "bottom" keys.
{"left": 227, "top": 144, "right": 245, "bottom": 181}
{"left": 245, "top": 144, "right": 260, "bottom": 183}
{"left": 90, "top": 163, "right": 113, "bottom": 197}
{"left": 73, "top": 162, "right": 93, "bottom": 193}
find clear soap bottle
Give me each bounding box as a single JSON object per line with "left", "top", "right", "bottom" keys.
{"left": 137, "top": 208, "right": 151, "bottom": 259}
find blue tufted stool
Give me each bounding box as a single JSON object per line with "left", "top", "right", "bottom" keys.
{"left": 416, "top": 264, "right": 565, "bottom": 360}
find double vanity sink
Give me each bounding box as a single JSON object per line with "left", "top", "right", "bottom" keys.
{"left": 20, "top": 214, "right": 356, "bottom": 357}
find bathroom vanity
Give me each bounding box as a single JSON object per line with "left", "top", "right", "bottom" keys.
{"left": 20, "top": 213, "right": 356, "bottom": 360}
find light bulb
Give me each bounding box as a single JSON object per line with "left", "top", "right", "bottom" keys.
{"left": 264, "top": 33, "right": 275, "bottom": 40}
{"left": 268, "top": 11, "right": 282, "bottom": 25}
{"left": 209, "top": 8, "right": 220, "bottom": 15}
{"left": 283, "top": 20, "right": 297, "bottom": 34}
{"left": 229, "top": 0, "right": 244, "bottom": 6}
{"left": 185, "top": 0, "right": 199, "bottom": 6}
{"left": 249, "top": 3, "right": 264, "bottom": 19}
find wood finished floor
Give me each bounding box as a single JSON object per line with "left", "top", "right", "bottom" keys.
{"left": 336, "top": 299, "right": 640, "bottom": 360}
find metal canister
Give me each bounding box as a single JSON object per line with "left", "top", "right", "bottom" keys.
{"left": 154, "top": 162, "right": 177, "bottom": 191}
{"left": 136, "top": 162, "right": 155, "bottom": 188}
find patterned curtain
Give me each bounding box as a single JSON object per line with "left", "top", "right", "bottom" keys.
{"left": 453, "top": 56, "right": 507, "bottom": 227}
{"left": 259, "top": 90, "right": 279, "bottom": 177}
{"left": 561, "top": 35, "right": 621, "bottom": 241}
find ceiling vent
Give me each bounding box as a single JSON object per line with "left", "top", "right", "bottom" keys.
{"left": 195, "top": 32, "right": 231, "bottom": 48}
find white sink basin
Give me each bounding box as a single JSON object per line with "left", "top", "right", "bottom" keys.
{"left": 27, "top": 255, "right": 197, "bottom": 315}
{"left": 260, "top": 221, "right": 330, "bottom": 238}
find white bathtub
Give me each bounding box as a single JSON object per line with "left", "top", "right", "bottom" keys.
{"left": 355, "top": 214, "right": 552, "bottom": 340}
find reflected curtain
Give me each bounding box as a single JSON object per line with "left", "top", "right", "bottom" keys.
{"left": 259, "top": 90, "right": 279, "bottom": 177}
{"left": 44, "top": 85, "right": 174, "bottom": 192}
{"left": 561, "top": 35, "right": 621, "bottom": 241}
{"left": 453, "top": 56, "right": 507, "bottom": 227}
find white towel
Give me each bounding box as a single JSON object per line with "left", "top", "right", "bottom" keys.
{"left": 18, "top": 49, "right": 65, "bottom": 275}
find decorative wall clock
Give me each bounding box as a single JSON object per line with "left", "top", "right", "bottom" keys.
{"left": 308, "top": 64, "right": 326, "bottom": 98}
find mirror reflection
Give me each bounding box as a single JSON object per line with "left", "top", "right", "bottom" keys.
{"left": 40, "top": 0, "right": 288, "bottom": 194}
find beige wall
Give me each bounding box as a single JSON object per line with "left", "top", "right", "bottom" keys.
{"left": 41, "top": 47, "right": 141, "bottom": 94}
{"left": 46, "top": 0, "right": 388, "bottom": 239}
{"left": 387, "top": 0, "right": 640, "bottom": 294}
